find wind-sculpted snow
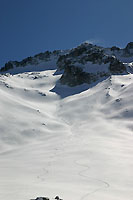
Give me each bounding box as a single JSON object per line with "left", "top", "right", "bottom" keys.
{"left": 0, "top": 43, "right": 133, "bottom": 200}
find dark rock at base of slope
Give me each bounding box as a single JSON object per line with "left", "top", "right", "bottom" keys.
{"left": 55, "top": 196, "right": 63, "bottom": 200}
{"left": 30, "top": 197, "right": 49, "bottom": 200}
{"left": 60, "top": 65, "right": 106, "bottom": 87}
{"left": 30, "top": 196, "right": 63, "bottom": 200}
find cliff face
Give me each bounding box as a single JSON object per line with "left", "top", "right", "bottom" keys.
{"left": 57, "top": 43, "right": 127, "bottom": 86}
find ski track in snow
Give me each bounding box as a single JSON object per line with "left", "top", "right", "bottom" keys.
{"left": 0, "top": 69, "right": 133, "bottom": 200}
{"left": 75, "top": 160, "right": 110, "bottom": 200}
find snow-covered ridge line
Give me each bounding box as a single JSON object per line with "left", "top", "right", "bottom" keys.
{"left": 0, "top": 49, "right": 65, "bottom": 73}
{"left": 0, "top": 42, "right": 133, "bottom": 94}
{"left": 1, "top": 42, "right": 133, "bottom": 73}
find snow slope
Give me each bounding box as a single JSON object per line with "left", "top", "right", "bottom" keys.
{"left": 0, "top": 69, "right": 133, "bottom": 200}
{"left": 0, "top": 42, "right": 133, "bottom": 200}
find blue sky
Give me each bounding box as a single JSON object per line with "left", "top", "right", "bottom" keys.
{"left": 0, "top": 0, "right": 133, "bottom": 67}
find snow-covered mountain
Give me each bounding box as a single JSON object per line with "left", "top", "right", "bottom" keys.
{"left": 0, "top": 42, "right": 133, "bottom": 200}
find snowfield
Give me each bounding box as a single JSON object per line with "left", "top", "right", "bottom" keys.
{"left": 0, "top": 66, "right": 133, "bottom": 200}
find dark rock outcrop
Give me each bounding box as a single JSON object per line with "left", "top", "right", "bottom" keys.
{"left": 124, "top": 42, "right": 133, "bottom": 54}
{"left": 57, "top": 43, "right": 127, "bottom": 86}
{"left": 31, "top": 197, "right": 49, "bottom": 200}
{"left": 31, "top": 196, "right": 63, "bottom": 200}
{"left": 1, "top": 42, "right": 132, "bottom": 87}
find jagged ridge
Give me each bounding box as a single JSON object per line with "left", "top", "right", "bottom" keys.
{"left": 1, "top": 42, "right": 133, "bottom": 87}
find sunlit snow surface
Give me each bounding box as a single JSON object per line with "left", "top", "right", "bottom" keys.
{"left": 0, "top": 69, "right": 133, "bottom": 200}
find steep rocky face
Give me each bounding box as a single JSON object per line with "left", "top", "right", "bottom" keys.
{"left": 0, "top": 42, "right": 133, "bottom": 87}
{"left": 57, "top": 43, "right": 127, "bottom": 86}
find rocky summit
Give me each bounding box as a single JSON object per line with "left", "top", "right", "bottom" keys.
{"left": 1, "top": 42, "right": 133, "bottom": 87}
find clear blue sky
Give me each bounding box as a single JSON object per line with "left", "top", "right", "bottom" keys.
{"left": 0, "top": 0, "right": 133, "bottom": 67}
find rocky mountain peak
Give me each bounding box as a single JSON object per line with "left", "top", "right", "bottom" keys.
{"left": 0, "top": 42, "right": 133, "bottom": 87}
